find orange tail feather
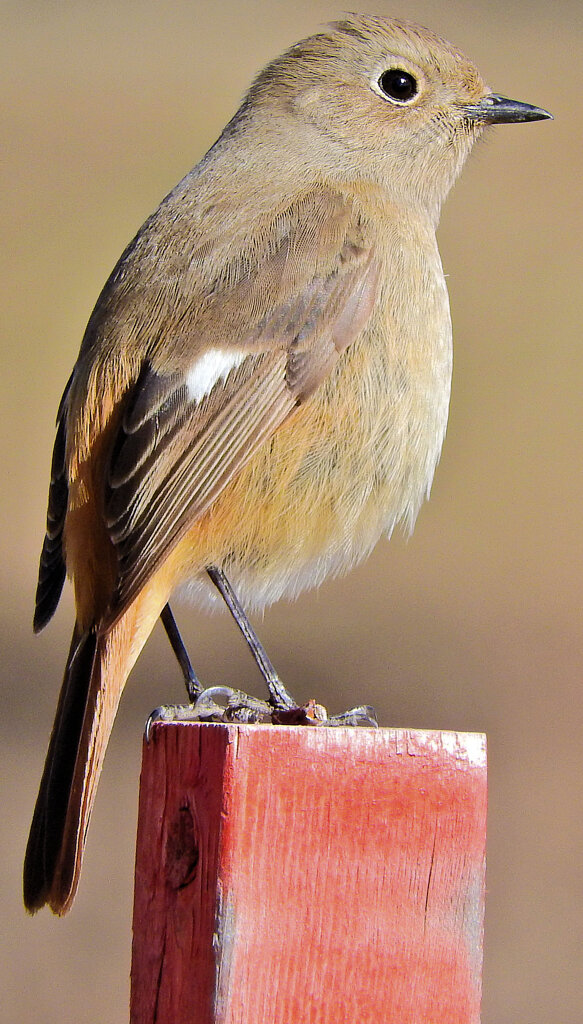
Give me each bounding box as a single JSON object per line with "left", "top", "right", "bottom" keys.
{"left": 24, "top": 592, "right": 164, "bottom": 914}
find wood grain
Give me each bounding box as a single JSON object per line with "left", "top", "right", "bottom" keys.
{"left": 130, "top": 724, "right": 487, "bottom": 1023}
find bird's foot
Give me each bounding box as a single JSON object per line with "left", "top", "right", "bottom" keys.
{"left": 146, "top": 686, "right": 378, "bottom": 739}
{"left": 146, "top": 686, "right": 272, "bottom": 738}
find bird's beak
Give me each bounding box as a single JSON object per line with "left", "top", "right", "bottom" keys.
{"left": 463, "top": 93, "right": 553, "bottom": 124}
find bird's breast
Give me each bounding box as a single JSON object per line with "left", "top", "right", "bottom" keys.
{"left": 178, "top": 217, "right": 453, "bottom": 610}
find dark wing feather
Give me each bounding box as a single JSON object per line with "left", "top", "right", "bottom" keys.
{"left": 104, "top": 349, "right": 294, "bottom": 622}
{"left": 34, "top": 378, "right": 73, "bottom": 632}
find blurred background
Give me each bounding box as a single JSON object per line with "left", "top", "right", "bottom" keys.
{"left": 2, "top": 1, "right": 581, "bottom": 1020}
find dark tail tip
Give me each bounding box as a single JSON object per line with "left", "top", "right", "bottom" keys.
{"left": 23, "top": 628, "right": 97, "bottom": 914}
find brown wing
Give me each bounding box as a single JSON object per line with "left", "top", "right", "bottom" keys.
{"left": 37, "top": 187, "right": 380, "bottom": 631}
{"left": 103, "top": 241, "right": 379, "bottom": 626}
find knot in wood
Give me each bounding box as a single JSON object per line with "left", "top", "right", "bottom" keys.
{"left": 165, "top": 804, "right": 199, "bottom": 890}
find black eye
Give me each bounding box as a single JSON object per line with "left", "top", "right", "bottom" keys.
{"left": 378, "top": 69, "right": 418, "bottom": 103}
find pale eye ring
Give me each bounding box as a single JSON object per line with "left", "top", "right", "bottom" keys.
{"left": 377, "top": 68, "right": 418, "bottom": 103}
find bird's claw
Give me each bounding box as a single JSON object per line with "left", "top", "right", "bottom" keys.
{"left": 326, "top": 704, "right": 379, "bottom": 727}
{"left": 145, "top": 686, "right": 274, "bottom": 740}
{"left": 195, "top": 685, "right": 273, "bottom": 722}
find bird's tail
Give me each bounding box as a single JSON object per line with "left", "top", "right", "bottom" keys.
{"left": 23, "top": 599, "right": 155, "bottom": 915}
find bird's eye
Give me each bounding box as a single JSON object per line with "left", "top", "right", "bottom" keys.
{"left": 377, "top": 69, "right": 418, "bottom": 103}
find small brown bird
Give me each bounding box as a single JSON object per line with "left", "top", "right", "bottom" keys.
{"left": 24, "top": 14, "right": 551, "bottom": 915}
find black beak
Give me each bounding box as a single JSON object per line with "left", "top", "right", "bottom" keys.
{"left": 464, "top": 94, "right": 553, "bottom": 124}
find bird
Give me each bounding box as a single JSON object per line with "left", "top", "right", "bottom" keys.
{"left": 24, "top": 14, "right": 551, "bottom": 915}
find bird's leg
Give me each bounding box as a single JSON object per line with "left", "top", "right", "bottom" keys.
{"left": 206, "top": 566, "right": 378, "bottom": 727}
{"left": 206, "top": 565, "right": 296, "bottom": 710}
{"left": 160, "top": 603, "right": 202, "bottom": 701}
{"left": 151, "top": 581, "right": 377, "bottom": 731}
{"left": 150, "top": 602, "right": 273, "bottom": 734}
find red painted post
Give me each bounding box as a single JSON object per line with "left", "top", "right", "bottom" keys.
{"left": 130, "top": 724, "right": 487, "bottom": 1024}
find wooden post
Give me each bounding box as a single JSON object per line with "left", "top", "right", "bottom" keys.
{"left": 130, "top": 724, "right": 487, "bottom": 1024}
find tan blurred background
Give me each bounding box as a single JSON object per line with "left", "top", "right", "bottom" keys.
{"left": 1, "top": 0, "right": 581, "bottom": 1020}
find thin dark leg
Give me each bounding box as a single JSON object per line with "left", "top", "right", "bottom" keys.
{"left": 206, "top": 566, "right": 296, "bottom": 710}
{"left": 152, "top": 581, "right": 376, "bottom": 732}
{"left": 160, "top": 604, "right": 202, "bottom": 702}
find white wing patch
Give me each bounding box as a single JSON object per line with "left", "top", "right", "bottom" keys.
{"left": 186, "top": 348, "right": 247, "bottom": 403}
